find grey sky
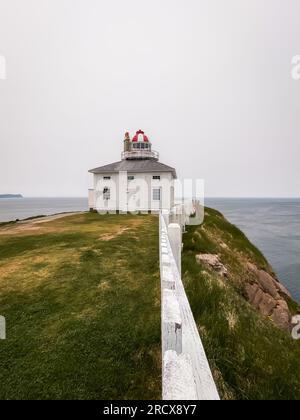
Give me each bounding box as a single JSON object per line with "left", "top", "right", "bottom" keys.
{"left": 0, "top": 0, "right": 299, "bottom": 197}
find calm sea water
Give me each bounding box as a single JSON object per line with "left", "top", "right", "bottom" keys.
{"left": 0, "top": 197, "right": 299, "bottom": 303}
{"left": 206, "top": 198, "right": 300, "bottom": 304}
{"left": 0, "top": 197, "right": 88, "bottom": 222}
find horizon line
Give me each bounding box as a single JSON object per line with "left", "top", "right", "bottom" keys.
{"left": 2, "top": 196, "right": 300, "bottom": 200}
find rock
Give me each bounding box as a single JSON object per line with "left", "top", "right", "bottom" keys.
{"left": 258, "top": 293, "right": 277, "bottom": 317}
{"left": 247, "top": 262, "right": 257, "bottom": 272}
{"left": 245, "top": 283, "right": 260, "bottom": 303}
{"left": 245, "top": 283, "right": 277, "bottom": 316}
{"left": 256, "top": 270, "right": 281, "bottom": 300}
{"left": 247, "top": 263, "right": 281, "bottom": 300}
{"left": 271, "top": 302, "right": 291, "bottom": 332}
{"left": 252, "top": 288, "right": 265, "bottom": 307}
{"left": 277, "top": 299, "right": 289, "bottom": 312}
{"left": 245, "top": 265, "right": 293, "bottom": 331}
{"left": 195, "top": 254, "right": 228, "bottom": 277}
{"left": 275, "top": 281, "right": 292, "bottom": 298}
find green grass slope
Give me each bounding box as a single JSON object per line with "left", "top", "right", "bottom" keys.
{"left": 182, "top": 207, "right": 300, "bottom": 400}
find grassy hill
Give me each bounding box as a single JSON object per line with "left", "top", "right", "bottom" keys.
{"left": 1, "top": 209, "right": 300, "bottom": 400}
{"left": 0, "top": 213, "right": 161, "bottom": 400}
{"left": 182, "top": 207, "right": 300, "bottom": 400}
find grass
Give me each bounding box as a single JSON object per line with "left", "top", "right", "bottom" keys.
{"left": 182, "top": 207, "right": 300, "bottom": 400}
{"left": 2, "top": 207, "right": 300, "bottom": 400}
{"left": 0, "top": 212, "right": 161, "bottom": 400}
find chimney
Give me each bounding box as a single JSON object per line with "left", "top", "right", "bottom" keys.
{"left": 124, "top": 132, "right": 130, "bottom": 152}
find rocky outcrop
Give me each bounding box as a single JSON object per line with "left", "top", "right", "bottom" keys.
{"left": 195, "top": 254, "right": 293, "bottom": 332}
{"left": 195, "top": 254, "right": 228, "bottom": 278}
{"left": 272, "top": 301, "right": 290, "bottom": 331}
{"left": 245, "top": 283, "right": 277, "bottom": 316}
{"left": 275, "top": 281, "right": 292, "bottom": 299}
{"left": 246, "top": 263, "right": 292, "bottom": 332}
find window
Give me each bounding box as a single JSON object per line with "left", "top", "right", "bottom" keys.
{"left": 132, "top": 143, "right": 149, "bottom": 150}
{"left": 153, "top": 175, "right": 161, "bottom": 180}
{"left": 103, "top": 176, "right": 111, "bottom": 180}
{"left": 152, "top": 188, "right": 161, "bottom": 201}
{"left": 128, "top": 176, "right": 135, "bottom": 181}
{"left": 103, "top": 187, "right": 110, "bottom": 200}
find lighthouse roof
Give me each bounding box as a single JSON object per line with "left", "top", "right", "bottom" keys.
{"left": 89, "top": 159, "right": 176, "bottom": 178}
{"left": 132, "top": 130, "right": 149, "bottom": 142}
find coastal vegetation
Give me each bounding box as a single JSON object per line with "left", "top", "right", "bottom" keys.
{"left": 1, "top": 209, "right": 300, "bottom": 400}
{"left": 0, "top": 213, "right": 161, "bottom": 399}
{"left": 182, "top": 207, "right": 300, "bottom": 400}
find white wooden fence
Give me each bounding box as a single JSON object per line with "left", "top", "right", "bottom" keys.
{"left": 160, "top": 210, "right": 220, "bottom": 400}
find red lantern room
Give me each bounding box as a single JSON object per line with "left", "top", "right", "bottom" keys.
{"left": 132, "top": 130, "right": 149, "bottom": 143}
{"left": 122, "top": 130, "right": 158, "bottom": 160}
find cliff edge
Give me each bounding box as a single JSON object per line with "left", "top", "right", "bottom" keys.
{"left": 182, "top": 207, "right": 300, "bottom": 400}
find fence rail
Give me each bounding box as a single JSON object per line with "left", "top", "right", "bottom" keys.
{"left": 160, "top": 210, "right": 220, "bottom": 400}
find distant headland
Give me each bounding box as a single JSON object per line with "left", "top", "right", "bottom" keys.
{"left": 0, "top": 194, "right": 23, "bottom": 199}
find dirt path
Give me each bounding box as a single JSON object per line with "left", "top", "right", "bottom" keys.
{"left": 0, "top": 212, "right": 84, "bottom": 235}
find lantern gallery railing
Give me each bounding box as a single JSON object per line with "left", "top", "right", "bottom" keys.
{"left": 121, "top": 150, "right": 159, "bottom": 160}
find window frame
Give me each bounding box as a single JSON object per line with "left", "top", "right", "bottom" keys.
{"left": 103, "top": 187, "right": 111, "bottom": 200}
{"left": 152, "top": 187, "right": 161, "bottom": 201}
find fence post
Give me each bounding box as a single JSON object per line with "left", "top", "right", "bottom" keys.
{"left": 162, "top": 289, "right": 182, "bottom": 355}
{"left": 162, "top": 209, "right": 170, "bottom": 227}
{"left": 162, "top": 266, "right": 175, "bottom": 290}
{"left": 0, "top": 316, "right": 5, "bottom": 340}
{"left": 168, "top": 223, "right": 182, "bottom": 277}
{"left": 159, "top": 212, "right": 220, "bottom": 401}
{"left": 163, "top": 350, "right": 197, "bottom": 400}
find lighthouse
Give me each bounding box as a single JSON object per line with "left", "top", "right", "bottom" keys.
{"left": 122, "top": 130, "right": 158, "bottom": 160}
{"left": 88, "top": 130, "right": 177, "bottom": 213}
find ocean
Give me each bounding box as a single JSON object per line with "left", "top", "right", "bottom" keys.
{"left": 0, "top": 197, "right": 299, "bottom": 303}
{"left": 0, "top": 197, "right": 88, "bottom": 222}
{"left": 206, "top": 198, "right": 300, "bottom": 304}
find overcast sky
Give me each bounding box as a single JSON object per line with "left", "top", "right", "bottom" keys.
{"left": 0, "top": 0, "right": 299, "bottom": 197}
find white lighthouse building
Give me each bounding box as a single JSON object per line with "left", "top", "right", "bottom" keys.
{"left": 88, "top": 130, "right": 177, "bottom": 213}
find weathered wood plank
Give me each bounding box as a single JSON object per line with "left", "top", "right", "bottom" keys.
{"left": 162, "top": 289, "right": 182, "bottom": 355}
{"left": 160, "top": 213, "right": 220, "bottom": 401}
{"left": 163, "top": 350, "right": 197, "bottom": 400}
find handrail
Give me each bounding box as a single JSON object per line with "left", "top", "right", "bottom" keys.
{"left": 160, "top": 212, "right": 220, "bottom": 400}
{"left": 121, "top": 150, "right": 159, "bottom": 160}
